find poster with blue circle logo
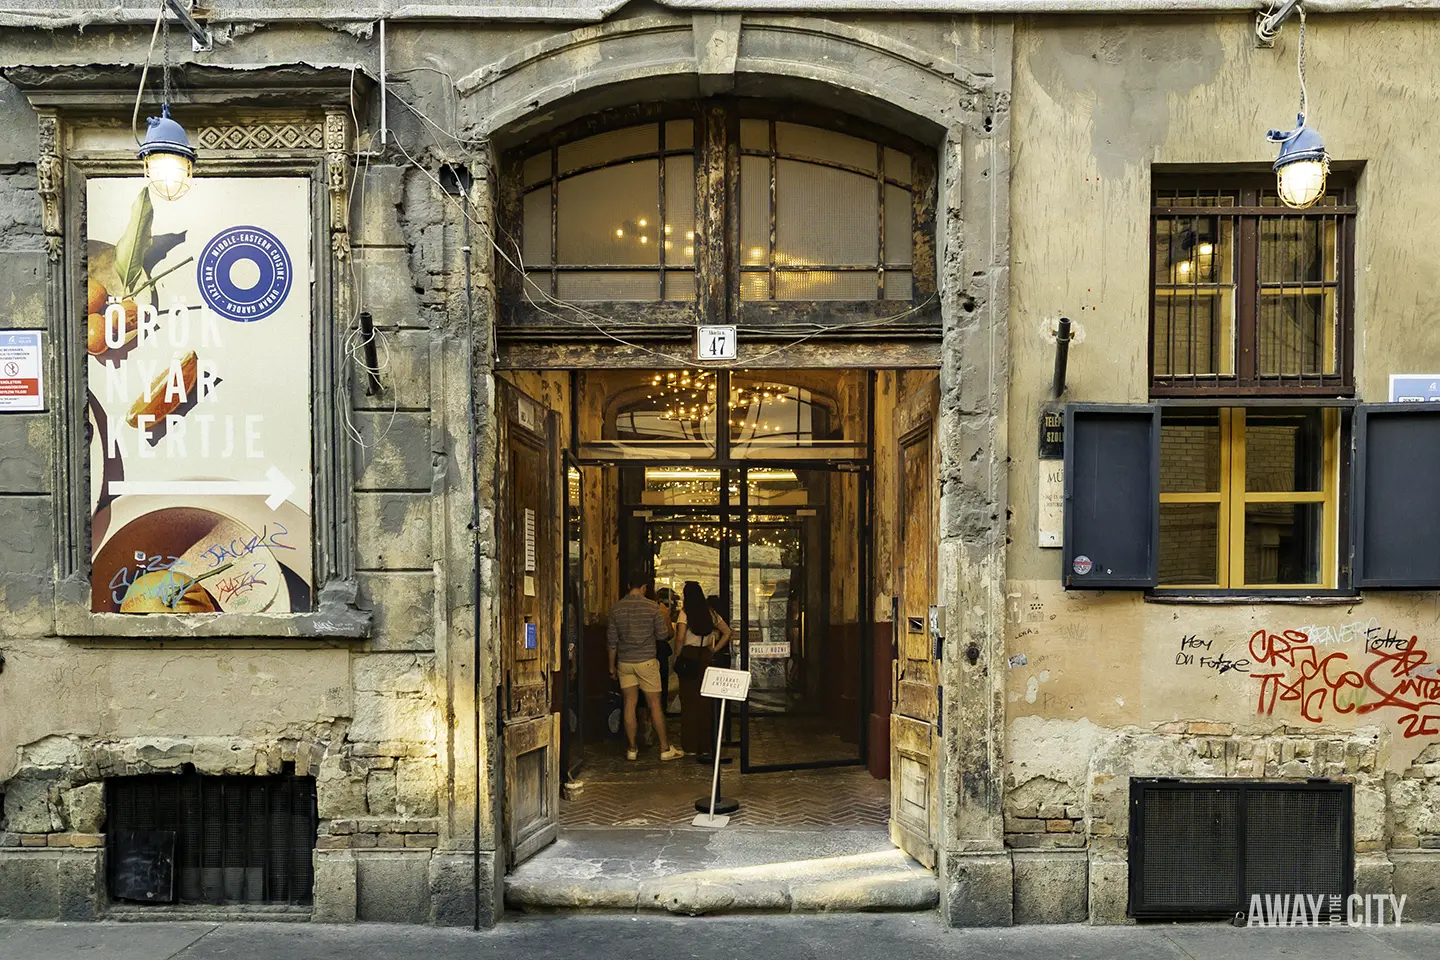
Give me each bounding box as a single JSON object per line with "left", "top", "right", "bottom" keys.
{"left": 84, "top": 177, "right": 313, "bottom": 615}
{"left": 198, "top": 226, "right": 294, "bottom": 322}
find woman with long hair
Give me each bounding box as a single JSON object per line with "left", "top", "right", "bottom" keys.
{"left": 675, "top": 580, "right": 732, "bottom": 755}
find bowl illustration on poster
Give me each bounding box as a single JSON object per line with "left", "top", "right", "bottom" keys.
{"left": 91, "top": 497, "right": 309, "bottom": 615}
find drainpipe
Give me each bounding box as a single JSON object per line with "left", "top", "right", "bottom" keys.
{"left": 462, "top": 201, "right": 482, "bottom": 932}
{"left": 1051, "top": 316, "right": 1072, "bottom": 400}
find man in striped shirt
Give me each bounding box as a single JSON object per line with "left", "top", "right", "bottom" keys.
{"left": 608, "top": 573, "right": 683, "bottom": 762}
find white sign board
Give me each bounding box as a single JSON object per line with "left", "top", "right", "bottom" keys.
{"left": 696, "top": 325, "right": 737, "bottom": 362}
{"left": 1038, "top": 462, "right": 1064, "bottom": 548}
{"left": 0, "top": 331, "right": 43, "bottom": 412}
{"left": 1389, "top": 374, "right": 1440, "bottom": 402}
{"left": 749, "top": 642, "right": 790, "bottom": 659}
{"left": 700, "top": 666, "right": 751, "bottom": 701}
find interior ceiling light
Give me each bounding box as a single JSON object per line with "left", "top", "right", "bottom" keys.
{"left": 1261, "top": 1, "right": 1329, "bottom": 209}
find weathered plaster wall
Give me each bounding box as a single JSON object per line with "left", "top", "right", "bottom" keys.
{"left": 1007, "top": 12, "right": 1440, "bottom": 922}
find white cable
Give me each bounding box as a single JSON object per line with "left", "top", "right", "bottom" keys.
{"left": 130, "top": 2, "right": 167, "bottom": 147}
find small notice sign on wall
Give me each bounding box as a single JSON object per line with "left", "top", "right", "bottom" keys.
{"left": 695, "top": 325, "right": 737, "bottom": 362}
{"left": 0, "top": 331, "right": 43, "bottom": 412}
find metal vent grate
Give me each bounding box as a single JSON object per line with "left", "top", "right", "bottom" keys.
{"left": 1129, "top": 778, "right": 1352, "bottom": 919}
{"left": 107, "top": 773, "right": 317, "bottom": 906}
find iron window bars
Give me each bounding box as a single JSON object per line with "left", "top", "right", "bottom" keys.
{"left": 1150, "top": 176, "right": 1355, "bottom": 397}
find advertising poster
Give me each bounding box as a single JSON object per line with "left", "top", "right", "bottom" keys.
{"left": 86, "top": 177, "right": 313, "bottom": 614}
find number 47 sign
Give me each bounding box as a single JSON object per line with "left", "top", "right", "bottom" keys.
{"left": 696, "top": 325, "right": 737, "bottom": 362}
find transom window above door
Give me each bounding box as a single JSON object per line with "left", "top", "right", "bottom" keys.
{"left": 501, "top": 102, "right": 937, "bottom": 331}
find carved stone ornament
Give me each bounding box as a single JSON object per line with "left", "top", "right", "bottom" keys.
{"left": 325, "top": 111, "right": 350, "bottom": 263}
{"left": 37, "top": 113, "right": 63, "bottom": 260}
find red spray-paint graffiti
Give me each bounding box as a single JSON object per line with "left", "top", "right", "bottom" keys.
{"left": 1249, "top": 628, "right": 1440, "bottom": 738}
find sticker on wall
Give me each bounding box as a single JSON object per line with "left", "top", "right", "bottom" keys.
{"left": 1072, "top": 555, "right": 1093, "bottom": 576}
{"left": 85, "top": 178, "right": 313, "bottom": 615}
{"left": 524, "top": 621, "right": 538, "bottom": 650}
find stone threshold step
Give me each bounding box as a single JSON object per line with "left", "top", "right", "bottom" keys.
{"left": 507, "top": 869, "right": 938, "bottom": 916}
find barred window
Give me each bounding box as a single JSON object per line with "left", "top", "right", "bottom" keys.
{"left": 1150, "top": 176, "right": 1354, "bottom": 396}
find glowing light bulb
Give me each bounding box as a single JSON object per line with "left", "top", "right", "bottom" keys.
{"left": 640, "top": 236, "right": 649, "bottom": 244}
{"left": 615, "top": 228, "right": 625, "bottom": 238}
{"left": 1198, "top": 243, "right": 1214, "bottom": 256}
{"left": 638, "top": 218, "right": 648, "bottom": 228}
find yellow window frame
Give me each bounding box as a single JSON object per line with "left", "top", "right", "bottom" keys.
{"left": 1159, "top": 407, "right": 1340, "bottom": 590}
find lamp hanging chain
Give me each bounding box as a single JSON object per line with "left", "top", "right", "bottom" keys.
{"left": 162, "top": 14, "right": 171, "bottom": 107}
{"left": 1296, "top": 5, "right": 1309, "bottom": 123}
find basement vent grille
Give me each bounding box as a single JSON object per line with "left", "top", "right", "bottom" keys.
{"left": 1128, "top": 778, "right": 1352, "bottom": 920}
{"left": 107, "top": 773, "right": 317, "bottom": 906}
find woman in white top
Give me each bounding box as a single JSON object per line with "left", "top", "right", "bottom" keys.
{"left": 675, "top": 580, "right": 732, "bottom": 756}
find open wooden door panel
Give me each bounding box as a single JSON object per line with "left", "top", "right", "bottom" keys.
{"left": 497, "top": 380, "right": 562, "bottom": 868}
{"left": 889, "top": 371, "right": 940, "bottom": 869}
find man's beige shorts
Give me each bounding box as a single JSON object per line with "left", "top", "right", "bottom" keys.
{"left": 617, "top": 658, "right": 662, "bottom": 693}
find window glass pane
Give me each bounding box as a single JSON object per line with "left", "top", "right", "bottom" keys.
{"left": 740, "top": 119, "right": 769, "bottom": 151}
{"left": 1244, "top": 502, "right": 1322, "bottom": 585}
{"left": 1154, "top": 190, "right": 1238, "bottom": 207}
{"left": 776, "top": 271, "right": 875, "bottom": 301}
{"left": 663, "top": 270, "right": 695, "bottom": 301}
{"left": 740, "top": 155, "right": 769, "bottom": 264}
{"left": 522, "top": 152, "right": 550, "bottom": 187}
{"left": 883, "top": 271, "right": 912, "bottom": 300}
{"left": 640, "top": 466, "right": 720, "bottom": 506}
{"left": 557, "top": 124, "right": 657, "bottom": 175}
{"left": 578, "top": 369, "right": 717, "bottom": 459}
{"left": 884, "top": 184, "right": 912, "bottom": 265}
{"left": 775, "top": 122, "right": 876, "bottom": 173}
{"left": 1152, "top": 295, "right": 1235, "bottom": 377}
{"left": 556, "top": 160, "right": 659, "bottom": 265}
{"left": 522, "top": 188, "right": 550, "bottom": 264}
{"left": 1159, "top": 503, "right": 1220, "bottom": 585}
{"left": 884, "top": 147, "right": 911, "bottom": 185}
{"left": 663, "top": 155, "right": 695, "bottom": 266}
{"left": 664, "top": 119, "right": 693, "bottom": 151}
{"left": 522, "top": 272, "right": 550, "bottom": 299}
{"left": 1154, "top": 216, "right": 1232, "bottom": 286}
{"left": 1160, "top": 410, "right": 1221, "bottom": 493}
{"left": 1256, "top": 291, "right": 1338, "bottom": 377}
{"left": 1259, "top": 215, "right": 1338, "bottom": 284}
{"left": 774, "top": 160, "right": 877, "bottom": 266}
{"left": 740, "top": 272, "right": 769, "bottom": 301}
{"left": 728, "top": 370, "right": 868, "bottom": 459}
{"left": 556, "top": 272, "right": 659, "bottom": 301}
{"left": 1245, "top": 410, "right": 1323, "bottom": 493}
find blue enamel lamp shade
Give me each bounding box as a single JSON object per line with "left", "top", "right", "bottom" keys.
{"left": 137, "top": 104, "right": 196, "bottom": 201}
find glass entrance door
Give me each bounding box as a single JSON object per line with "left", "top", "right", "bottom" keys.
{"left": 622, "top": 465, "right": 867, "bottom": 773}
{"left": 736, "top": 467, "right": 867, "bottom": 771}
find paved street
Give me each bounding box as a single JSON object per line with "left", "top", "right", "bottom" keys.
{"left": 2, "top": 916, "right": 1439, "bottom": 960}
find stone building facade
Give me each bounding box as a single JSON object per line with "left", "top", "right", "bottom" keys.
{"left": 0, "top": 0, "right": 1438, "bottom": 929}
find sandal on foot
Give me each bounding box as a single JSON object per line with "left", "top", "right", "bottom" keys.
{"left": 660, "top": 747, "right": 684, "bottom": 761}
{"left": 625, "top": 748, "right": 639, "bottom": 761}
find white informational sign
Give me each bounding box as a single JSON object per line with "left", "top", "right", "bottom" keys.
{"left": 0, "top": 331, "right": 43, "bottom": 412}
{"left": 1038, "top": 462, "right": 1064, "bottom": 548}
{"left": 749, "top": 642, "right": 790, "bottom": 659}
{"left": 695, "top": 325, "right": 737, "bottom": 362}
{"left": 1389, "top": 374, "right": 1440, "bottom": 402}
{"left": 700, "top": 666, "right": 752, "bottom": 701}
